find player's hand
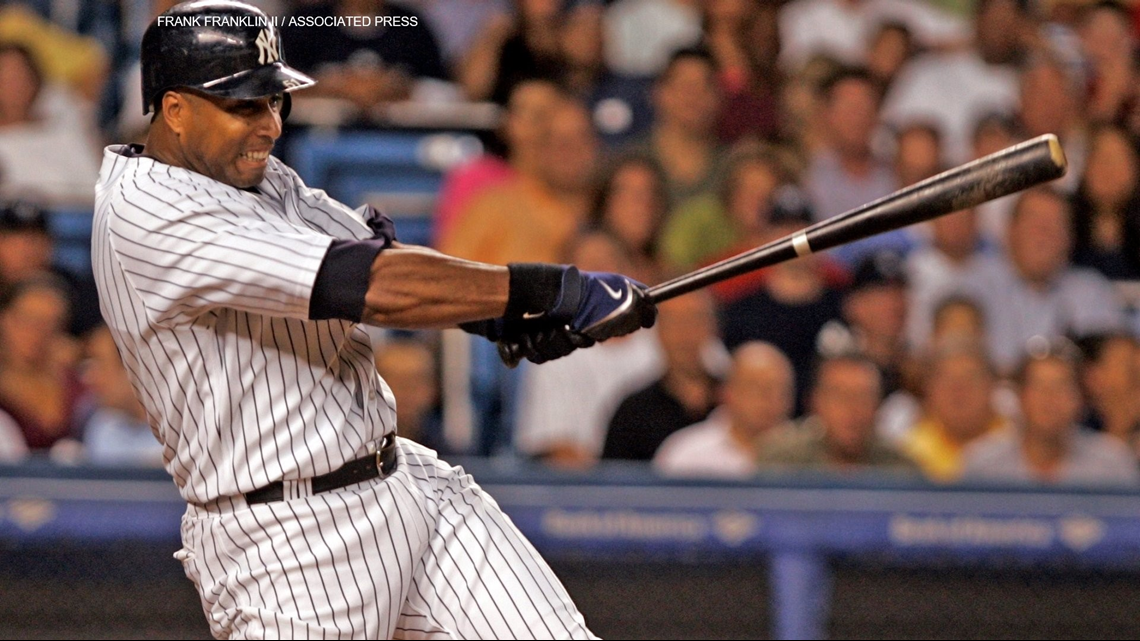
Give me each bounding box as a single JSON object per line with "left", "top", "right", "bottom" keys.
{"left": 496, "top": 318, "right": 596, "bottom": 367}
{"left": 561, "top": 271, "right": 657, "bottom": 341}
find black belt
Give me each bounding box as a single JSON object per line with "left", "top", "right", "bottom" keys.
{"left": 245, "top": 434, "right": 398, "bottom": 506}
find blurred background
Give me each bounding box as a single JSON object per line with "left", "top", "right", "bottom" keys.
{"left": 2, "top": 0, "right": 1140, "bottom": 638}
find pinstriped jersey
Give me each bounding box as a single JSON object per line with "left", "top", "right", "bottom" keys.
{"left": 92, "top": 144, "right": 396, "bottom": 504}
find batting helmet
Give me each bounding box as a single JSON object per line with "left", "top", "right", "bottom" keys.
{"left": 141, "top": 0, "right": 315, "bottom": 116}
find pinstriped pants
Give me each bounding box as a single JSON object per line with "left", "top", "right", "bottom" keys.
{"left": 177, "top": 438, "right": 596, "bottom": 639}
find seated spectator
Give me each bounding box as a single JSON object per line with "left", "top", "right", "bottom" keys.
{"left": 0, "top": 276, "right": 87, "bottom": 454}
{"left": 0, "top": 42, "right": 101, "bottom": 205}
{"left": 82, "top": 325, "right": 161, "bottom": 466}
{"left": 1076, "top": 332, "right": 1140, "bottom": 458}
{"left": 458, "top": 0, "right": 565, "bottom": 104}
{"left": 374, "top": 338, "right": 446, "bottom": 454}
{"left": 603, "top": 291, "right": 721, "bottom": 461}
{"left": 588, "top": 153, "right": 670, "bottom": 285}
{"left": 702, "top": 0, "right": 782, "bottom": 143}
{"left": 400, "top": 0, "right": 510, "bottom": 69}
{"left": 930, "top": 295, "right": 988, "bottom": 347}
{"left": 0, "top": 200, "right": 102, "bottom": 336}
{"left": 719, "top": 199, "right": 845, "bottom": 413}
{"left": 631, "top": 48, "right": 726, "bottom": 205}
{"left": 559, "top": 3, "right": 653, "bottom": 147}
{"left": 661, "top": 142, "right": 789, "bottom": 274}
{"left": 759, "top": 352, "right": 916, "bottom": 472}
{"left": 515, "top": 231, "right": 664, "bottom": 469}
{"left": 817, "top": 251, "right": 910, "bottom": 395}
{"left": 866, "top": 21, "right": 917, "bottom": 93}
{"left": 442, "top": 97, "right": 598, "bottom": 265}
{"left": 0, "top": 408, "right": 27, "bottom": 462}
{"left": 1018, "top": 55, "right": 1086, "bottom": 194}
{"left": 778, "top": 0, "right": 967, "bottom": 72}
{"left": 806, "top": 66, "right": 910, "bottom": 266}
{"left": 902, "top": 340, "right": 1009, "bottom": 482}
{"left": 894, "top": 121, "right": 943, "bottom": 188}
{"left": 1070, "top": 125, "right": 1140, "bottom": 280}
{"left": 433, "top": 79, "right": 562, "bottom": 246}
{"left": 655, "top": 342, "right": 794, "bottom": 479}
{"left": 962, "top": 337, "right": 1140, "bottom": 485}
{"left": 0, "top": 4, "right": 109, "bottom": 102}
{"left": 981, "top": 188, "right": 1127, "bottom": 372}
{"left": 882, "top": 0, "right": 1027, "bottom": 163}
{"left": 1078, "top": 1, "right": 1138, "bottom": 125}
{"left": 905, "top": 207, "right": 1005, "bottom": 352}
{"left": 282, "top": 0, "right": 447, "bottom": 110}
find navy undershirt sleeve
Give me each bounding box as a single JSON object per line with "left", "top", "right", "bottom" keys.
{"left": 308, "top": 239, "right": 388, "bottom": 322}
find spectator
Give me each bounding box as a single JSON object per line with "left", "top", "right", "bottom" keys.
{"left": 0, "top": 3, "right": 109, "bottom": 103}
{"left": 819, "top": 251, "right": 910, "bottom": 396}
{"left": 374, "top": 339, "right": 446, "bottom": 454}
{"left": 981, "top": 188, "right": 1127, "bottom": 372}
{"left": 806, "top": 66, "right": 910, "bottom": 266}
{"left": 442, "top": 97, "right": 598, "bottom": 265}
{"left": 1018, "top": 55, "right": 1087, "bottom": 194}
{"left": 559, "top": 3, "right": 653, "bottom": 147}
{"left": 0, "top": 42, "right": 101, "bottom": 205}
{"left": 759, "top": 353, "right": 916, "bottom": 472}
{"left": 971, "top": 112, "right": 1025, "bottom": 244}
{"left": 930, "top": 294, "right": 988, "bottom": 348}
{"left": 400, "top": 0, "right": 511, "bottom": 67}
{"left": 459, "top": 0, "right": 565, "bottom": 104}
{"left": 778, "top": 0, "right": 967, "bottom": 73}
{"left": 0, "top": 200, "right": 102, "bottom": 337}
{"left": 661, "top": 141, "right": 789, "bottom": 273}
{"left": 588, "top": 153, "right": 670, "bottom": 285}
{"left": 866, "top": 21, "right": 916, "bottom": 92}
{"left": 603, "top": 0, "right": 702, "bottom": 78}
{"left": 282, "top": 0, "right": 447, "bottom": 110}
{"left": 515, "top": 231, "right": 664, "bottom": 469}
{"left": 883, "top": 0, "right": 1028, "bottom": 163}
{"left": 902, "top": 340, "right": 1009, "bottom": 482}
{"left": 719, "top": 198, "right": 846, "bottom": 413}
{"left": 633, "top": 47, "right": 725, "bottom": 205}
{"left": 0, "top": 277, "right": 86, "bottom": 454}
{"left": 82, "top": 325, "right": 161, "bottom": 466}
{"left": 962, "top": 337, "right": 1140, "bottom": 485}
{"left": 603, "top": 291, "right": 721, "bottom": 461}
{"left": 655, "top": 342, "right": 794, "bottom": 479}
{"left": 433, "top": 79, "right": 562, "bottom": 246}
{"left": 702, "top": 0, "right": 783, "bottom": 143}
{"left": 1078, "top": 1, "right": 1138, "bottom": 126}
{"left": 1076, "top": 332, "right": 1140, "bottom": 457}
{"left": 905, "top": 207, "right": 1006, "bottom": 352}
{"left": 1071, "top": 125, "right": 1140, "bottom": 280}
{"left": 894, "top": 121, "right": 943, "bottom": 188}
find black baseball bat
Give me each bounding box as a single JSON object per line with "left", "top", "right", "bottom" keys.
{"left": 646, "top": 133, "right": 1067, "bottom": 304}
{"left": 499, "top": 134, "right": 1066, "bottom": 367}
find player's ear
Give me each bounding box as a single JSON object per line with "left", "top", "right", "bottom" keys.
{"left": 159, "top": 91, "right": 187, "bottom": 134}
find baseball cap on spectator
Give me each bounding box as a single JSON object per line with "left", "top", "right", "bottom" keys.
{"left": 850, "top": 251, "right": 907, "bottom": 292}
{"left": 768, "top": 185, "right": 815, "bottom": 228}
{"left": 0, "top": 200, "right": 49, "bottom": 235}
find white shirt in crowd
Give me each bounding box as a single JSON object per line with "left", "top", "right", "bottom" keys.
{"left": 654, "top": 409, "right": 772, "bottom": 480}
{"left": 904, "top": 245, "right": 1008, "bottom": 351}
{"left": 779, "top": 0, "right": 968, "bottom": 71}
{"left": 515, "top": 329, "right": 663, "bottom": 459}
{"left": 962, "top": 428, "right": 1140, "bottom": 486}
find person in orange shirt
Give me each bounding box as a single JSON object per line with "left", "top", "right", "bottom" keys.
{"left": 441, "top": 97, "right": 599, "bottom": 265}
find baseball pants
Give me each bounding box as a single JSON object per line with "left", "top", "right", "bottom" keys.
{"left": 177, "top": 438, "right": 596, "bottom": 639}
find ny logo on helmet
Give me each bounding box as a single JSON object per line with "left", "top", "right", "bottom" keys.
{"left": 255, "top": 29, "right": 280, "bottom": 65}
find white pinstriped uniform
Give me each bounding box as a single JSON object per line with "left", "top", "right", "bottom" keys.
{"left": 93, "top": 144, "right": 594, "bottom": 639}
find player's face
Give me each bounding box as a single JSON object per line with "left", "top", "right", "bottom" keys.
{"left": 178, "top": 91, "right": 284, "bottom": 189}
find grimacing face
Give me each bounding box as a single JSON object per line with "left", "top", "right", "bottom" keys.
{"left": 162, "top": 90, "right": 285, "bottom": 189}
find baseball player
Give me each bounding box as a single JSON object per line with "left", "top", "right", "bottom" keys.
{"left": 92, "top": 2, "right": 655, "bottom": 638}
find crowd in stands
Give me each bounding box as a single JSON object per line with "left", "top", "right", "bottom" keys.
{"left": 2, "top": 0, "right": 1140, "bottom": 488}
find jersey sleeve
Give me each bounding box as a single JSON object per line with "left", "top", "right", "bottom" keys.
{"left": 106, "top": 194, "right": 334, "bottom": 326}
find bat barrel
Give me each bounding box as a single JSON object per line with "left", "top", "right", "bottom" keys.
{"left": 646, "top": 134, "right": 1067, "bottom": 304}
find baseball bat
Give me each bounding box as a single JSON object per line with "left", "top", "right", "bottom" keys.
{"left": 645, "top": 133, "right": 1067, "bottom": 304}
{"left": 499, "top": 134, "right": 1066, "bottom": 367}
